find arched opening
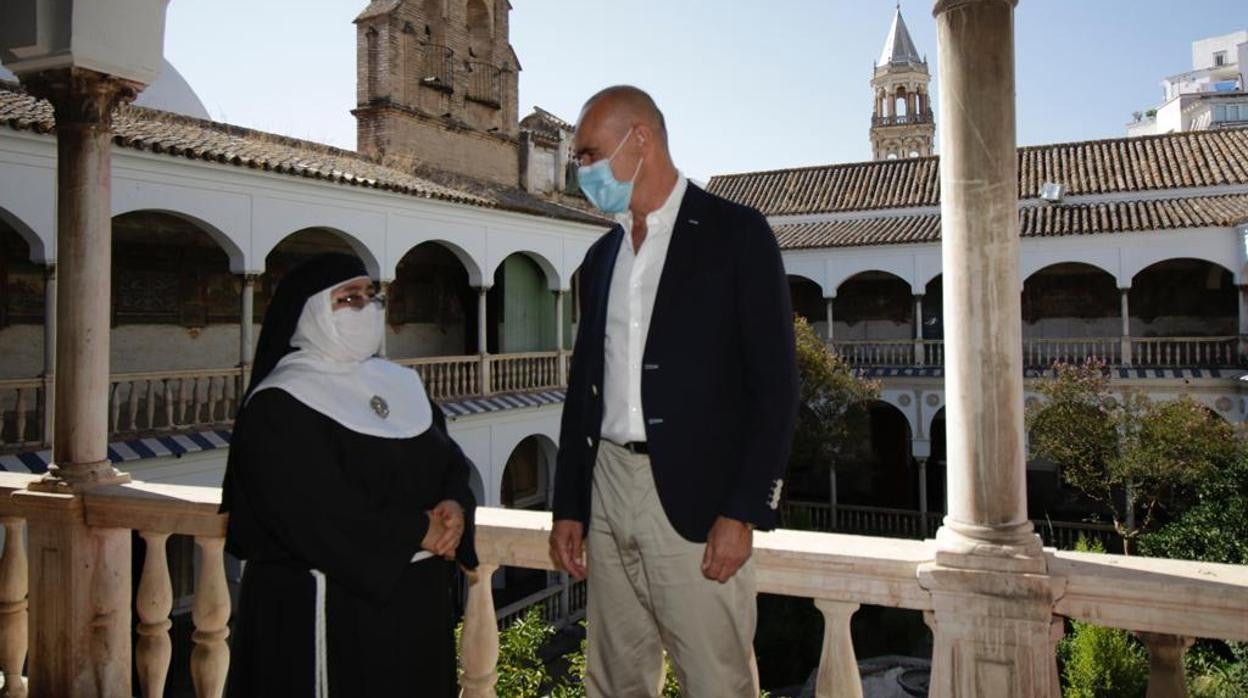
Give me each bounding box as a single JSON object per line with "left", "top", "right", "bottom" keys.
{"left": 260, "top": 227, "right": 361, "bottom": 321}
{"left": 1021, "top": 262, "right": 1120, "bottom": 368}
{"left": 465, "top": 0, "right": 492, "bottom": 58}
{"left": 788, "top": 275, "right": 825, "bottom": 335}
{"left": 839, "top": 400, "right": 914, "bottom": 510}
{"left": 388, "top": 242, "right": 478, "bottom": 358}
{"left": 0, "top": 212, "right": 45, "bottom": 379}
{"left": 110, "top": 211, "right": 241, "bottom": 372}
{"left": 499, "top": 434, "right": 555, "bottom": 602}
{"left": 921, "top": 275, "right": 943, "bottom": 340}
{"left": 833, "top": 271, "right": 914, "bottom": 365}
{"left": 894, "top": 87, "right": 908, "bottom": 117}
{"left": 1129, "top": 258, "right": 1237, "bottom": 367}
{"left": 490, "top": 253, "right": 563, "bottom": 354}
{"left": 928, "top": 406, "right": 946, "bottom": 514}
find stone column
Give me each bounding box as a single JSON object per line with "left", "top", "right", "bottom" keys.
{"left": 914, "top": 293, "right": 925, "bottom": 365}
{"left": 14, "top": 67, "right": 140, "bottom": 698}
{"left": 377, "top": 281, "right": 392, "bottom": 358}
{"left": 41, "top": 264, "right": 57, "bottom": 447}
{"left": 1237, "top": 285, "right": 1247, "bottom": 365}
{"left": 917, "top": 457, "right": 929, "bottom": 535}
{"left": 825, "top": 298, "right": 835, "bottom": 343}
{"left": 555, "top": 290, "right": 567, "bottom": 384}
{"left": 239, "top": 274, "right": 256, "bottom": 390}
{"left": 477, "top": 286, "right": 492, "bottom": 395}
{"left": 918, "top": 3, "right": 1058, "bottom": 696}
{"left": 1121, "top": 288, "right": 1133, "bottom": 366}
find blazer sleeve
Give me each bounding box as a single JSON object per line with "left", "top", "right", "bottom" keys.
{"left": 552, "top": 258, "right": 593, "bottom": 526}
{"left": 722, "top": 209, "right": 799, "bottom": 529}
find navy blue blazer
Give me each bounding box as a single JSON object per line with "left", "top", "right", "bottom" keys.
{"left": 552, "top": 183, "right": 799, "bottom": 543}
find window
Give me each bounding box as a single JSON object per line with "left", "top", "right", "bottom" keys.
{"left": 1213, "top": 51, "right": 1226, "bottom": 67}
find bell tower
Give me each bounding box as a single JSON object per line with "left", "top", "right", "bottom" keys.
{"left": 870, "top": 4, "right": 935, "bottom": 160}
{"left": 353, "top": 0, "right": 521, "bottom": 185}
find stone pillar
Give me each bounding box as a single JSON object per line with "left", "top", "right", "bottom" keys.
{"left": 16, "top": 66, "right": 140, "bottom": 698}
{"left": 918, "top": 3, "right": 1058, "bottom": 696}
{"left": 914, "top": 293, "right": 925, "bottom": 365}
{"left": 41, "top": 264, "right": 57, "bottom": 447}
{"left": 917, "top": 457, "right": 929, "bottom": 534}
{"left": 825, "top": 298, "right": 835, "bottom": 343}
{"left": 239, "top": 274, "right": 256, "bottom": 389}
{"left": 1121, "top": 288, "right": 1132, "bottom": 366}
{"left": 478, "top": 286, "right": 492, "bottom": 395}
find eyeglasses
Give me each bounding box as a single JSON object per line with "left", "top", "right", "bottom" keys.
{"left": 333, "top": 291, "right": 386, "bottom": 310}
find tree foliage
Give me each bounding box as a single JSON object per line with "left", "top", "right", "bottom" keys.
{"left": 1026, "top": 361, "right": 1239, "bottom": 551}
{"left": 788, "top": 315, "right": 880, "bottom": 485}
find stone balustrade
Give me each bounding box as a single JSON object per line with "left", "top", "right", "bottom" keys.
{"left": 830, "top": 336, "right": 1244, "bottom": 369}
{"left": 1, "top": 351, "right": 573, "bottom": 452}
{"left": 0, "top": 475, "right": 1243, "bottom": 696}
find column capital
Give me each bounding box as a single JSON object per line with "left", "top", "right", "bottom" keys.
{"left": 22, "top": 67, "right": 141, "bottom": 129}
{"left": 933, "top": 0, "right": 1018, "bottom": 17}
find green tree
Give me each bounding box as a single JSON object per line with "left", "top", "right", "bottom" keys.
{"left": 787, "top": 315, "right": 880, "bottom": 506}
{"left": 1026, "top": 361, "right": 1239, "bottom": 553}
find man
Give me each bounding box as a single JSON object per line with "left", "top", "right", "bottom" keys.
{"left": 550, "top": 85, "right": 798, "bottom": 697}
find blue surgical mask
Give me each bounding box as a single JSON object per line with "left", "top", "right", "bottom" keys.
{"left": 577, "top": 127, "right": 643, "bottom": 214}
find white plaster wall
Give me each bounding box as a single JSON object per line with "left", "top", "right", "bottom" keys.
{"left": 834, "top": 320, "right": 912, "bottom": 341}
{"left": 0, "top": 325, "right": 43, "bottom": 378}
{"left": 110, "top": 324, "right": 254, "bottom": 373}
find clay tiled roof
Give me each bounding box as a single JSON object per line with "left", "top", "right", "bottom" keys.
{"left": 773, "top": 193, "right": 1248, "bottom": 250}
{"left": 0, "top": 82, "right": 605, "bottom": 226}
{"left": 708, "top": 129, "right": 1248, "bottom": 216}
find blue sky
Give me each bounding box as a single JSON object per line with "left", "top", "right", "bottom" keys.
{"left": 164, "top": 1, "right": 1246, "bottom": 182}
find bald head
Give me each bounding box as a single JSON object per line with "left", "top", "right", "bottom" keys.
{"left": 578, "top": 85, "right": 668, "bottom": 146}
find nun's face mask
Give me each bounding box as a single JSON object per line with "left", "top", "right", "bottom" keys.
{"left": 291, "top": 276, "right": 385, "bottom": 363}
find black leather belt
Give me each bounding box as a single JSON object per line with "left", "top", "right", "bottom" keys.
{"left": 622, "top": 441, "right": 648, "bottom": 455}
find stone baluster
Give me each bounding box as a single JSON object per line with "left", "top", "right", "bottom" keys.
{"left": 13, "top": 392, "right": 27, "bottom": 446}
{"left": 0, "top": 518, "right": 28, "bottom": 698}
{"left": 814, "top": 600, "right": 861, "bottom": 698}
{"left": 135, "top": 531, "right": 172, "bottom": 698}
{"left": 190, "top": 536, "right": 230, "bottom": 698}
{"left": 1139, "top": 632, "right": 1193, "bottom": 698}
{"left": 460, "top": 564, "right": 500, "bottom": 698}
{"left": 145, "top": 380, "right": 157, "bottom": 431}
{"left": 127, "top": 381, "right": 140, "bottom": 432}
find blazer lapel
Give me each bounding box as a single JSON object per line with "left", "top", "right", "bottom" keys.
{"left": 592, "top": 226, "right": 625, "bottom": 333}
{"left": 645, "top": 187, "right": 705, "bottom": 358}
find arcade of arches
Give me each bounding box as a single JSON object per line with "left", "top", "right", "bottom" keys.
{"left": 0, "top": 211, "right": 574, "bottom": 379}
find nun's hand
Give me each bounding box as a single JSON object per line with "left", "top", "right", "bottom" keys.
{"left": 429, "top": 500, "right": 465, "bottom": 558}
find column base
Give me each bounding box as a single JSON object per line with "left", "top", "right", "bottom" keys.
{"left": 919, "top": 523, "right": 1060, "bottom": 698}
{"left": 28, "top": 460, "right": 131, "bottom": 494}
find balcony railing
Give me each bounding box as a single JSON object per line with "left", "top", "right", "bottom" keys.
{"left": 0, "top": 476, "right": 1243, "bottom": 696}
{"left": 871, "top": 112, "right": 934, "bottom": 127}
{"left": 464, "top": 60, "right": 502, "bottom": 107}
{"left": 1, "top": 351, "right": 570, "bottom": 452}
{"left": 420, "top": 44, "right": 455, "bottom": 92}
{"left": 782, "top": 501, "right": 1121, "bottom": 552}
{"left": 829, "top": 336, "right": 1244, "bottom": 370}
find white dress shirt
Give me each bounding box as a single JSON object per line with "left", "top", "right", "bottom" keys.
{"left": 600, "top": 173, "right": 688, "bottom": 444}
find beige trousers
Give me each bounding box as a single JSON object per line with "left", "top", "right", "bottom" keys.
{"left": 586, "top": 440, "right": 759, "bottom": 698}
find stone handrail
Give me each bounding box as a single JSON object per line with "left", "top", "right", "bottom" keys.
{"left": 0, "top": 480, "right": 1244, "bottom": 696}
{"left": 827, "top": 337, "right": 1244, "bottom": 370}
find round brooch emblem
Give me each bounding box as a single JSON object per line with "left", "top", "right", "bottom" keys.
{"left": 370, "top": 395, "right": 390, "bottom": 419}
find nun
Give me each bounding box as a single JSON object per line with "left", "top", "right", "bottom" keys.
{"left": 221, "top": 253, "right": 478, "bottom": 697}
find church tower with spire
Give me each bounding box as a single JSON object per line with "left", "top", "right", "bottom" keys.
{"left": 870, "top": 4, "right": 935, "bottom": 160}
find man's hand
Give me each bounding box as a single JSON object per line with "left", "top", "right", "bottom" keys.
{"left": 701, "top": 516, "right": 753, "bottom": 583}
{"left": 549, "top": 519, "right": 587, "bottom": 581}
{"left": 425, "top": 500, "right": 465, "bottom": 558}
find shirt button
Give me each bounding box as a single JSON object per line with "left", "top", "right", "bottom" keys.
{"left": 586, "top": 436, "right": 594, "bottom": 448}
